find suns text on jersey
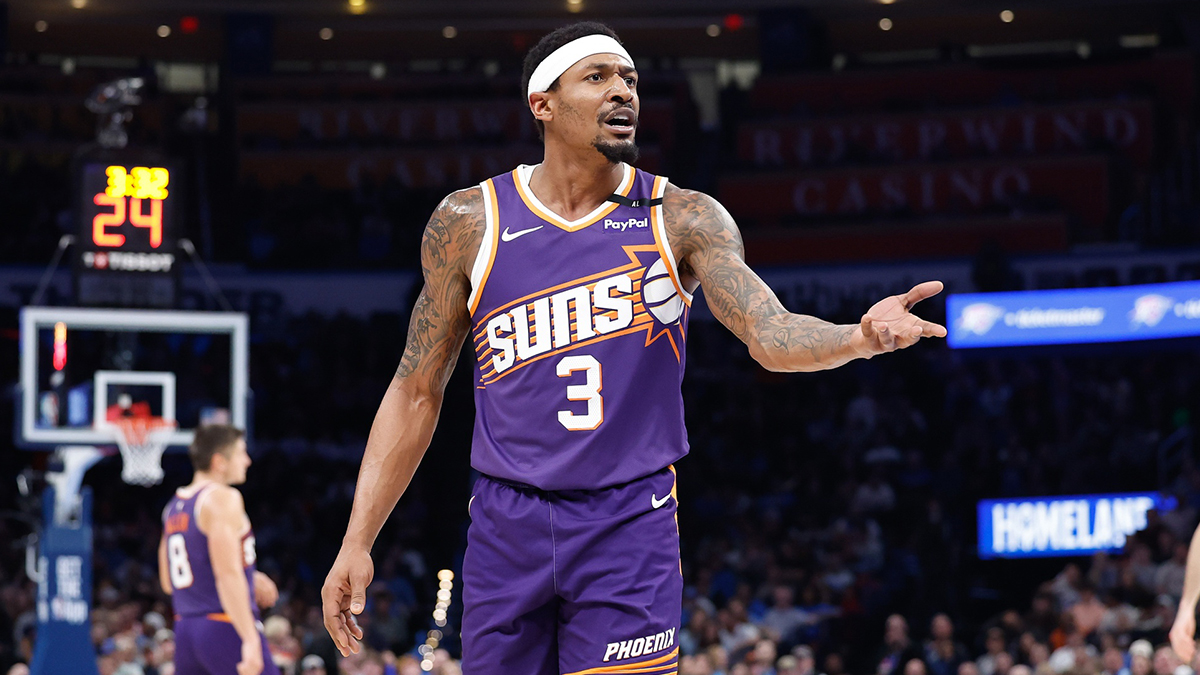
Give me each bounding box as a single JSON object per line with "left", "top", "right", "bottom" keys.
{"left": 483, "top": 271, "right": 639, "bottom": 376}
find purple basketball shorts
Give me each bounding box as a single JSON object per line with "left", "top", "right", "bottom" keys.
{"left": 173, "top": 615, "right": 280, "bottom": 675}
{"left": 461, "top": 465, "right": 682, "bottom": 675}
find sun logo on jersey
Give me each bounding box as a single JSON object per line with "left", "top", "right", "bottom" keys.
{"left": 473, "top": 245, "right": 687, "bottom": 386}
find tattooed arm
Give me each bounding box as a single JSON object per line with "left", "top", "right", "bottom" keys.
{"left": 323, "top": 187, "right": 481, "bottom": 656}
{"left": 664, "top": 185, "right": 946, "bottom": 372}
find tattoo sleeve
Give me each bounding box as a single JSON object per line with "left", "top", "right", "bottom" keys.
{"left": 663, "top": 185, "right": 862, "bottom": 372}
{"left": 393, "top": 188, "right": 481, "bottom": 392}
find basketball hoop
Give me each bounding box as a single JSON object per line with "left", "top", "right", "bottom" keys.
{"left": 109, "top": 416, "right": 176, "bottom": 486}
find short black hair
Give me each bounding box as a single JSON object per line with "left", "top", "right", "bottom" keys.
{"left": 188, "top": 424, "right": 244, "bottom": 472}
{"left": 521, "top": 21, "right": 623, "bottom": 142}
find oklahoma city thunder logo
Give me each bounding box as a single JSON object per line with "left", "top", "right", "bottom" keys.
{"left": 474, "top": 245, "right": 686, "bottom": 386}
{"left": 1129, "top": 294, "right": 1172, "bottom": 328}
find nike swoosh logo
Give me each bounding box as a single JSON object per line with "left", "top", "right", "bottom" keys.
{"left": 500, "top": 225, "right": 544, "bottom": 242}
{"left": 651, "top": 493, "right": 671, "bottom": 509}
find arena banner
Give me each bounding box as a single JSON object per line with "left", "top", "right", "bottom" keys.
{"left": 750, "top": 54, "right": 1193, "bottom": 115}
{"left": 719, "top": 155, "right": 1109, "bottom": 227}
{"left": 240, "top": 146, "right": 664, "bottom": 190}
{"left": 738, "top": 101, "right": 1153, "bottom": 168}
{"left": 947, "top": 279, "right": 1200, "bottom": 348}
{"left": 5, "top": 249, "right": 1200, "bottom": 322}
{"left": 237, "top": 99, "right": 675, "bottom": 148}
{"left": 743, "top": 215, "right": 1068, "bottom": 265}
{"left": 0, "top": 267, "right": 419, "bottom": 321}
{"left": 978, "top": 493, "right": 1175, "bottom": 559}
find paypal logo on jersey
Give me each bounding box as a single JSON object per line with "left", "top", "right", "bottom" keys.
{"left": 603, "top": 217, "right": 649, "bottom": 232}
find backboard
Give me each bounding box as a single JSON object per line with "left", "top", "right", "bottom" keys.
{"left": 18, "top": 307, "right": 250, "bottom": 449}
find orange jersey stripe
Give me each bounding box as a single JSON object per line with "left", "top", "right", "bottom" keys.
{"left": 563, "top": 647, "right": 680, "bottom": 675}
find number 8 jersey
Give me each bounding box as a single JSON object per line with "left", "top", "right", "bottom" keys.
{"left": 162, "top": 484, "right": 260, "bottom": 619}
{"left": 467, "top": 163, "right": 693, "bottom": 491}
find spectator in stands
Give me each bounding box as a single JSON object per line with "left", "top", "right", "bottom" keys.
{"left": 1130, "top": 546, "right": 1161, "bottom": 593}
{"left": 1157, "top": 543, "right": 1188, "bottom": 600}
{"left": 364, "top": 589, "right": 408, "bottom": 653}
{"left": 299, "top": 654, "right": 326, "bottom": 675}
{"left": 1023, "top": 593, "right": 1058, "bottom": 643}
{"left": 905, "top": 658, "right": 929, "bottom": 675}
{"left": 1070, "top": 584, "right": 1107, "bottom": 636}
{"left": 924, "top": 614, "right": 969, "bottom": 675}
{"left": 976, "top": 628, "right": 1011, "bottom": 675}
{"left": 264, "top": 615, "right": 301, "bottom": 674}
{"left": 790, "top": 646, "right": 819, "bottom": 675}
{"left": 1152, "top": 645, "right": 1189, "bottom": 675}
{"left": 749, "top": 639, "right": 778, "bottom": 674}
{"left": 1101, "top": 647, "right": 1130, "bottom": 675}
{"left": 877, "top": 615, "right": 921, "bottom": 675}
{"left": 720, "top": 600, "right": 762, "bottom": 654}
{"left": 1027, "top": 642, "right": 1051, "bottom": 674}
{"left": 1047, "top": 625, "right": 1096, "bottom": 673}
{"left": 852, "top": 469, "right": 897, "bottom": 515}
{"left": 759, "top": 585, "right": 811, "bottom": 646}
{"left": 1050, "top": 565, "right": 1083, "bottom": 610}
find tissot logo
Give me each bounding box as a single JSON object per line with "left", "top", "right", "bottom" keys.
{"left": 603, "top": 217, "right": 648, "bottom": 232}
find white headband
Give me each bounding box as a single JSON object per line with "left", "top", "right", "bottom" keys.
{"left": 526, "top": 34, "right": 635, "bottom": 100}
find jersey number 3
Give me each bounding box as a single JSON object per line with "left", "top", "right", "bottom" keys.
{"left": 557, "top": 355, "right": 602, "bottom": 431}
{"left": 167, "top": 533, "right": 194, "bottom": 589}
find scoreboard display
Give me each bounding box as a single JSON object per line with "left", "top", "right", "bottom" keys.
{"left": 74, "top": 152, "right": 180, "bottom": 308}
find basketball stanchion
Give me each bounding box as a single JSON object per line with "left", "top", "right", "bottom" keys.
{"left": 418, "top": 569, "right": 455, "bottom": 672}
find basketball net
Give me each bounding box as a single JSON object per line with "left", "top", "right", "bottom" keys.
{"left": 110, "top": 416, "right": 176, "bottom": 486}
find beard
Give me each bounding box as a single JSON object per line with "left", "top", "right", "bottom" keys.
{"left": 592, "top": 136, "right": 640, "bottom": 164}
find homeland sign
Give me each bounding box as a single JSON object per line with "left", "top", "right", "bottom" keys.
{"left": 978, "top": 493, "right": 1174, "bottom": 559}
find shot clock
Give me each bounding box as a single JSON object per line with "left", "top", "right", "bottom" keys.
{"left": 73, "top": 151, "right": 180, "bottom": 308}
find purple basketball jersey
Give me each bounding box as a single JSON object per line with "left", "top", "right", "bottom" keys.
{"left": 163, "top": 485, "right": 260, "bottom": 619}
{"left": 467, "top": 163, "right": 692, "bottom": 491}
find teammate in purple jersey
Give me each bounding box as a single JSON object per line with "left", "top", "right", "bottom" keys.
{"left": 322, "top": 21, "right": 947, "bottom": 675}
{"left": 159, "top": 425, "right": 280, "bottom": 675}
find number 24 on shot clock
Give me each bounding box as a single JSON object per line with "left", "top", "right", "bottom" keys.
{"left": 91, "top": 165, "right": 171, "bottom": 248}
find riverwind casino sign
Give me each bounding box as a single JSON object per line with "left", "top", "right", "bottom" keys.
{"left": 978, "top": 493, "right": 1176, "bottom": 559}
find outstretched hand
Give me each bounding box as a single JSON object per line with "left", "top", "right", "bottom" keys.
{"left": 856, "top": 281, "right": 947, "bottom": 356}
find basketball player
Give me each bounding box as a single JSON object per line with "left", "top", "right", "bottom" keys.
{"left": 159, "top": 425, "right": 280, "bottom": 675}
{"left": 322, "top": 21, "right": 946, "bottom": 675}
{"left": 1170, "top": 522, "right": 1200, "bottom": 662}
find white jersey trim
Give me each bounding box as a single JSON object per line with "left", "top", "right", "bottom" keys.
{"left": 651, "top": 178, "right": 695, "bottom": 304}
{"left": 515, "top": 163, "right": 634, "bottom": 230}
{"left": 468, "top": 181, "right": 499, "bottom": 315}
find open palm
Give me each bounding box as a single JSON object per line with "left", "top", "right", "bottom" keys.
{"left": 859, "top": 281, "right": 948, "bottom": 354}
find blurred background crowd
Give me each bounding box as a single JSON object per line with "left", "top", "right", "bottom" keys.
{"left": 2, "top": 328, "right": 1198, "bottom": 674}
{"left": 4, "top": 0, "right": 1200, "bottom": 673}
